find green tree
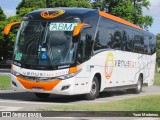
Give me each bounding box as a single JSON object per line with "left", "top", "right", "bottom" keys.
{"left": 0, "top": 15, "right": 20, "bottom": 61}
{"left": 131, "top": 0, "right": 153, "bottom": 29}
{"left": 92, "top": 0, "right": 153, "bottom": 29}
{"left": 0, "top": 7, "right": 6, "bottom": 43}
{"left": 156, "top": 33, "right": 160, "bottom": 66}
{"left": 0, "top": 7, "right": 7, "bottom": 61}
{"left": 16, "top": 0, "right": 46, "bottom": 17}
{"left": 16, "top": 0, "right": 46, "bottom": 14}
{"left": 16, "top": 0, "right": 92, "bottom": 18}
{"left": 0, "top": 7, "right": 6, "bottom": 21}
{"left": 47, "top": 0, "right": 92, "bottom": 8}
{"left": 16, "top": 0, "right": 92, "bottom": 16}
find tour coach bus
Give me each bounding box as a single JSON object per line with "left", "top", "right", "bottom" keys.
{"left": 4, "top": 8, "right": 156, "bottom": 100}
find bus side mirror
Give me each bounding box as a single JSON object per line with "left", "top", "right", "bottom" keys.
{"left": 4, "top": 22, "right": 21, "bottom": 35}
{"left": 72, "top": 23, "right": 91, "bottom": 43}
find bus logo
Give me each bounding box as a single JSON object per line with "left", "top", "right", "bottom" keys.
{"left": 105, "top": 52, "right": 114, "bottom": 79}
{"left": 40, "top": 10, "right": 65, "bottom": 19}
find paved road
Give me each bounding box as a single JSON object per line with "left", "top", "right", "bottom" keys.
{"left": 0, "top": 86, "right": 160, "bottom": 119}
{"left": 0, "top": 69, "right": 10, "bottom": 76}
{"left": 0, "top": 69, "right": 10, "bottom": 73}
{"left": 0, "top": 85, "right": 160, "bottom": 112}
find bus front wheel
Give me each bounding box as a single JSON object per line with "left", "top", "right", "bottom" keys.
{"left": 35, "top": 93, "right": 50, "bottom": 99}
{"left": 84, "top": 76, "right": 99, "bottom": 100}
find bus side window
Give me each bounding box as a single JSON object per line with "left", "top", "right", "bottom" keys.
{"left": 149, "top": 36, "right": 155, "bottom": 55}
{"left": 94, "top": 19, "right": 110, "bottom": 51}
{"left": 126, "top": 29, "right": 133, "bottom": 52}
{"left": 133, "top": 33, "right": 143, "bottom": 53}
{"left": 144, "top": 35, "right": 148, "bottom": 54}
{"left": 112, "top": 29, "right": 122, "bottom": 50}
{"left": 77, "top": 30, "right": 91, "bottom": 62}
{"left": 121, "top": 30, "right": 127, "bottom": 51}
{"left": 152, "top": 36, "right": 156, "bottom": 54}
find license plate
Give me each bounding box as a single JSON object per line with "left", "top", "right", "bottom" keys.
{"left": 32, "top": 87, "right": 43, "bottom": 91}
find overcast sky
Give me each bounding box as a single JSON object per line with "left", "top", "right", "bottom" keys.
{"left": 0, "top": 0, "right": 160, "bottom": 35}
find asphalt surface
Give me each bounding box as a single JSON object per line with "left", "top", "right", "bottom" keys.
{"left": 0, "top": 69, "right": 10, "bottom": 76}
{"left": 0, "top": 85, "right": 160, "bottom": 111}
{"left": 0, "top": 87, "right": 160, "bottom": 120}
{"left": 0, "top": 69, "right": 10, "bottom": 73}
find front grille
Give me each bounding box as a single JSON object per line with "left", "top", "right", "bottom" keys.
{"left": 18, "top": 75, "right": 58, "bottom": 82}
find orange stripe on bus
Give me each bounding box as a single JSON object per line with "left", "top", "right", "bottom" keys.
{"left": 17, "top": 76, "right": 61, "bottom": 91}
{"left": 99, "top": 11, "right": 142, "bottom": 30}
{"left": 4, "top": 22, "right": 21, "bottom": 35}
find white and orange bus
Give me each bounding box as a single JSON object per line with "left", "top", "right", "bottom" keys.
{"left": 4, "top": 8, "right": 156, "bottom": 100}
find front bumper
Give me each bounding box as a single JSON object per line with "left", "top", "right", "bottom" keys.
{"left": 11, "top": 74, "right": 89, "bottom": 95}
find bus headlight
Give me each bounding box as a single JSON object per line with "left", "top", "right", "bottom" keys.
{"left": 57, "top": 69, "right": 82, "bottom": 80}
{"left": 11, "top": 70, "right": 20, "bottom": 76}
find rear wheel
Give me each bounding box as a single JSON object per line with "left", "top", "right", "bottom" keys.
{"left": 84, "top": 76, "right": 99, "bottom": 100}
{"left": 133, "top": 75, "right": 143, "bottom": 94}
{"left": 35, "top": 93, "right": 50, "bottom": 99}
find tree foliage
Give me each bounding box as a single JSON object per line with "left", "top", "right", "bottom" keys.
{"left": 0, "top": 6, "right": 7, "bottom": 49}
{"left": 0, "top": 7, "right": 7, "bottom": 61}
{"left": 92, "top": 0, "right": 153, "bottom": 29}
{"left": 0, "top": 11, "right": 21, "bottom": 61}
{"left": 16, "top": 0, "right": 46, "bottom": 14}
{"left": 156, "top": 33, "right": 160, "bottom": 66}
{"left": 0, "top": 7, "right": 6, "bottom": 21}
{"left": 47, "top": 0, "right": 92, "bottom": 8}
{"left": 16, "top": 0, "right": 92, "bottom": 17}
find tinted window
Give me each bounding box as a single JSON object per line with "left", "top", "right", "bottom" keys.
{"left": 149, "top": 36, "right": 156, "bottom": 55}
{"left": 110, "top": 28, "right": 122, "bottom": 50}
{"left": 133, "top": 33, "right": 144, "bottom": 53}
{"left": 94, "top": 19, "right": 113, "bottom": 51}
{"left": 144, "top": 35, "right": 149, "bottom": 54}
{"left": 93, "top": 17, "right": 156, "bottom": 55}
{"left": 77, "top": 29, "right": 92, "bottom": 62}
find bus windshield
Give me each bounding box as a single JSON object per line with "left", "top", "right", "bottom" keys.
{"left": 13, "top": 21, "right": 78, "bottom": 68}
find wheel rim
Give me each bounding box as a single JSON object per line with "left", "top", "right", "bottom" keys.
{"left": 90, "top": 81, "right": 97, "bottom": 95}
{"left": 137, "top": 80, "right": 141, "bottom": 91}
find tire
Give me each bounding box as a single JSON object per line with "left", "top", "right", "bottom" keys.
{"left": 133, "top": 75, "right": 143, "bottom": 94}
{"left": 84, "top": 76, "right": 100, "bottom": 100}
{"left": 35, "top": 93, "right": 50, "bottom": 99}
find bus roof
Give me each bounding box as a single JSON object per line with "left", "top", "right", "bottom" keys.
{"left": 99, "top": 11, "right": 143, "bottom": 30}
{"left": 25, "top": 8, "right": 142, "bottom": 30}
{"left": 24, "top": 8, "right": 96, "bottom": 21}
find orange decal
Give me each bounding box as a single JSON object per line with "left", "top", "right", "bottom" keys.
{"left": 4, "top": 22, "right": 21, "bottom": 35}
{"left": 99, "top": 11, "right": 142, "bottom": 30}
{"left": 17, "top": 76, "right": 61, "bottom": 91}
{"left": 69, "top": 65, "right": 82, "bottom": 74}
{"left": 73, "top": 23, "right": 90, "bottom": 36}
{"left": 69, "top": 66, "right": 78, "bottom": 74}
{"left": 104, "top": 52, "right": 114, "bottom": 79}
{"left": 40, "top": 10, "right": 65, "bottom": 19}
